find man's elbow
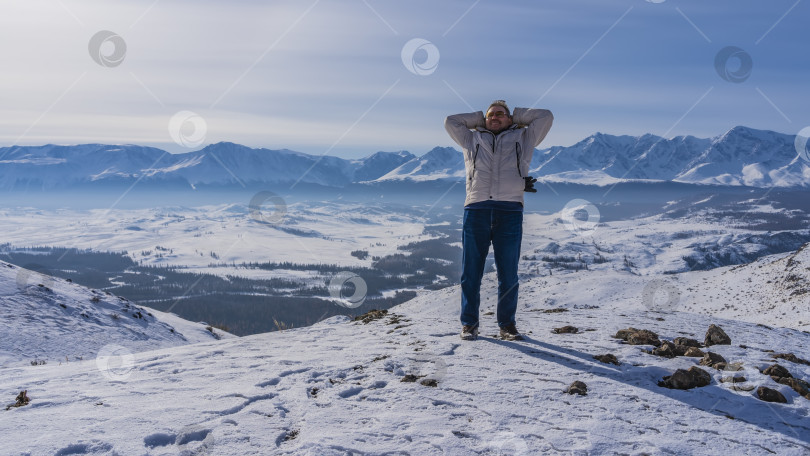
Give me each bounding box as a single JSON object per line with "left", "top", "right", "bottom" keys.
{"left": 444, "top": 115, "right": 464, "bottom": 132}
{"left": 540, "top": 110, "right": 554, "bottom": 128}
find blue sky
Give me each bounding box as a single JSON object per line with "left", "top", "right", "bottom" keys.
{"left": 1, "top": 0, "right": 807, "bottom": 158}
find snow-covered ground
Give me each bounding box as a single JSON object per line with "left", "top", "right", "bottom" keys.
{"left": 2, "top": 200, "right": 807, "bottom": 284}
{"left": 520, "top": 205, "right": 809, "bottom": 276}
{"left": 515, "top": 242, "right": 810, "bottom": 332}
{"left": 0, "top": 261, "right": 234, "bottom": 368}
{"left": 2, "top": 257, "right": 810, "bottom": 454}
{"left": 1, "top": 196, "right": 809, "bottom": 454}
{"left": 0, "top": 202, "right": 436, "bottom": 273}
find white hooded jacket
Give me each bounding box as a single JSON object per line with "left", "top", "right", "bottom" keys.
{"left": 445, "top": 107, "right": 553, "bottom": 207}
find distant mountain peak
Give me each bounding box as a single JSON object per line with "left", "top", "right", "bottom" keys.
{"left": 0, "top": 126, "right": 806, "bottom": 190}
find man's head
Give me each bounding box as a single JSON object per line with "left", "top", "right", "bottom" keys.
{"left": 485, "top": 100, "right": 513, "bottom": 134}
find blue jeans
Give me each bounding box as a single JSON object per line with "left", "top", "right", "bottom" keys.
{"left": 460, "top": 208, "right": 523, "bottom": 329}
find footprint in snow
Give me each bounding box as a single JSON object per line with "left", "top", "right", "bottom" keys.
{"left": 256, "top": 377, "right": 281, "bottom": 388}
{"left": 144, "top": 425, "right": 214, "bottom": 452}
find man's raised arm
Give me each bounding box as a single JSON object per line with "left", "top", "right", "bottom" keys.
{"left": 444, "top": 111, "right": 485, "bottom": 152}
{"left": 512, "top": 108, "right": 554, "bottom": 149}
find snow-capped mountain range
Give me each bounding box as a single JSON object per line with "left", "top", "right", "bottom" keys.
{"left": 0, "top": 126, "right": 807, "bottom": 190}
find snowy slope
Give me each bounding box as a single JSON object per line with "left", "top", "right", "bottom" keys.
{"left": 514, "top": 247, "right": 810, "bottom": 333}
{"left": 677, "top": 243, "right": 810, "bottom": 329}
{"left": 0, "top": 261, "right": 234, "bottom": 368}
{"left": 2, "top": 268, "right": 809, "bottom": 454}
{"left": 352, "top": 150, "right": 416, "bottom": 182}
{"left": 376, "top": 146, "right": 464, "bottom": 181}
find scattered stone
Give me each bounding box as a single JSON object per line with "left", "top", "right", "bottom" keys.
{"left": 354, "top": 309, "right": 388, "bottom": 324}
{"left": 720, "top": 375, "right": 755, "bottom": 391}
{"left": 658, "top": 367, "right": 712, "bottom": 390}
{"left": 650, "top": 341, "right": 679, "bottom": 358}
{"left": 756, "top": 386, "right": 787, "bottom": 403}
{"left": 671, "top": 342, "right": 691, "bottom": 356}
{"left": 401, "top": 374, "right": 419, "bottom": 383}
{"left": 565, "top": 381, "right": 588, "bottom": 395}
{"left": 715, "top": 362, "right": 744, "bottom": 372}
{"left": 683, "top": 347, "right": 705, "bottom": 358}
{"left": 762, "top": 364, "right": 792, "bottom": 380}
{"left": 628, "top": 330, "right": 661, "bottom": 346}
{"left": 15, "top": 390, "right": 30, "bottom": 406}
{"left": 593, "top": 354, "right": 620, "bottom": 365}
{"left": 772, "top": 353, "right": 810, "bottom": 366}
{"left": 5, "top": 390, "right": 30, "bottom": 410}
{"left": 700, "top": 352, "right": 727, "bottom": 369}
{"left": 542, "top": 308, "right": 568, "bottom": 313}
{"left": 776, "top": 377, "right": 810, "bottom": 397}
{"left": 704, "top": 324, "right": 731, "bottom": 346}
{"left": 613, "top": 327, "right": 638, "bottom": 340}
{"left": 420, "top": 379, "right": 438, "bottom": 387}
{"left": 553, "top": 325, "right": 579, "bottom": 334}
{"left": 614, "top": 328, "right": 661, "bottom": 346}
{"left": 673, "top": 337, "right": 701, "bottom": 348}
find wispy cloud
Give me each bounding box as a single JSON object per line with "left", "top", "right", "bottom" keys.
{"left": 0, "top": 0, "right": 806, "bottom": 157}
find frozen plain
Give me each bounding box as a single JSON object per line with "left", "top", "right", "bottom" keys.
{"left": 1, "top": 197, "right": 809, "bottom": 454}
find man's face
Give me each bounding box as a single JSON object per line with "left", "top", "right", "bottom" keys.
{"left": 485, "top": 106, "right": 512, "bottom": 133}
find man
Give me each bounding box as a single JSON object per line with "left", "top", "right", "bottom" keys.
{"left": 445, "top": 101, "right": 553, "bottom": 341}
